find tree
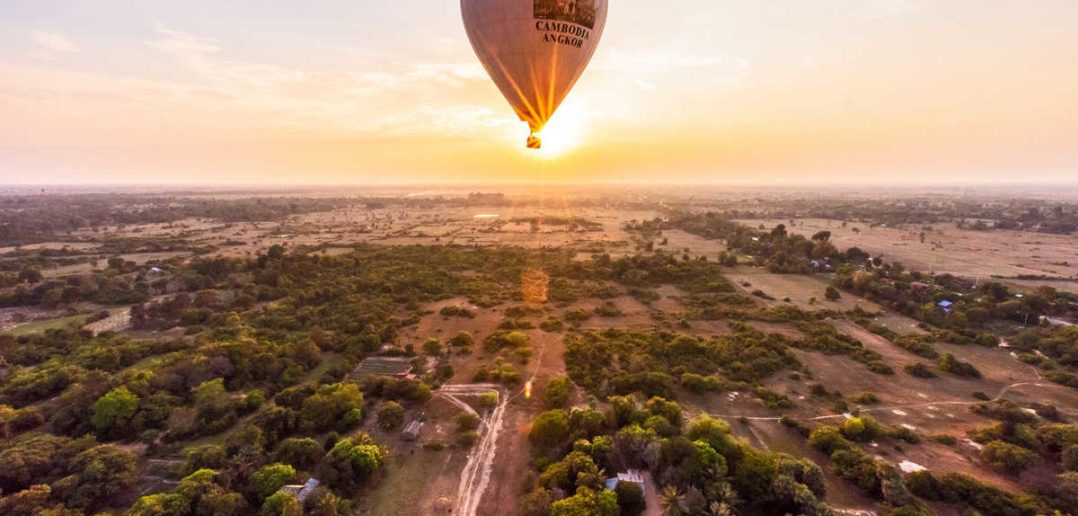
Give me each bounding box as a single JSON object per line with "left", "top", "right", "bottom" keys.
{"left": 520, "top": 487, "right": 553, "bottom": 516}
{"left": 299, "top": 383, "right": 364, "bottom": 433}
{"left": 0, "top": 484, "right": 54, "bottom": 516}
{"left": 550, "top": 487, "right": 618, "bottom": 516}
{"left": 318, "top": 435, "right": 388, "bottom": 491}
{"left": 273, "top": 438, "right": 324, "bottom": 470}
{"left": 530, "top": 410, "right": 570, "bottom": 450}
{"left": 457, "top": 412, "right": 480, "bottom": 433}
{"left": 93, "top": 386, "right": 140, "bottom": 438}
{"left": 660, "top": 485, "right": 686, "bottom": 516}
{"left": 981, "top": 441, "right": 1036, "bottom": 474}
{"left": 824, "top": 286, "right": 842, "bottom": 301}
{"left": 18, "top": 269, "right": 43, "bottom": 284}
{"left": 377, "top": 401, "right": 405, "bottom": 430}
{"left": 0, "top": 404, "right": 16, "bottom": 439}
{"left": 546, "top": 377, "right": 572, "bottom": 408}
{"left": 261, "top": 491, "right": 302, "bottom": 516}
{"left": 422, "top": 338, "right": 442, "bottom": 356}
{"left": 615, "top": 481, "right": 646, "bottom": 515}
{"left": 55, "top": 444, "right": 139, "bottom": 511}
{"left": 449, "top": 331, "right": 474, "bottom": 351}
{"left": 251, "top": 463, "right": 296, "bottom": 500}
{"left": 304, "top": 486, "right": 350, "bottom": 516}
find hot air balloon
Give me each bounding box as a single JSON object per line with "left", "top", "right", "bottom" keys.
{"left": 461, "top": 0, "right": 608, "bottom": 149}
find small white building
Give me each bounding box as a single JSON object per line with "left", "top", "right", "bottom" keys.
{"left": 604, "top": 469, "right": 645, "bottom": 491}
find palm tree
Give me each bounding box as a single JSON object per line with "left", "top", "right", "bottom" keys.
{"left": 660, "top": 485, "right": 686, "bottom": 516}
{"left": 708, "top": 501, "right": 734, "bottom": 516}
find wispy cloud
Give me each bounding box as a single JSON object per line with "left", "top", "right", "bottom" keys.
{"left": 31, "top": 30, "right": 78, "bottom": 59}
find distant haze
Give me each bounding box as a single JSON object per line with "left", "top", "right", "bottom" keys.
{"left": 1, "top": 0, "right": 1076, "bottom": 184}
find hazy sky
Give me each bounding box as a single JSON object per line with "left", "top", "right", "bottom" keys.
{"left": 1, "top": 0, "right": 1076, "bottom": 184}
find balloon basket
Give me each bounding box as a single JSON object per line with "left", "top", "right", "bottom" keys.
{"left": 526, "top": 134, "right": 542, "bottom": 150}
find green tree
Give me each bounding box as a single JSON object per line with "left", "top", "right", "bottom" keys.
{"left": 305, "top": 487, "right": 351, "bottom": 516}
{"left": 251, "top": 463, "right": 296, "bottom": 500}
{"left": 825, "top": 286, "right": 842, "bottom": 301}
{"left": 981, "top": 440, "right": 1036, "bottom": 474}
{"left": 318, "top": 435, "right": 388, "bottom": 491}
{"left": 93, "top": 386, "right": 140, "bottom": 438}
{"left": 55, "top": 444, "right": 139, "bottom": 511}
{"left": 660, "top": 485, "right": 686, "bottom": 516}
{"left": 273, "top": 438, "right": 324, "bottom": 470}
{"left": 520, "top": 487, "right": 553, "bottom": 516}
{"left": 261, "top": 491, "right": 302, "bottom": 516}
{"left": 551, "top": 487, "right": 618, "bottom": 516}
{"left": 422, "top": 338, "right": 442, "bottom": 355}
{"left": 545, "top": 377, "right": 572, "bottom": 409}
{"left": 530, "top": 410, "right": 570, "bottom": 450}
{"left": 299, "top": 383, "right": 364, "bottom": 433}
{"left": 377, "top": 401, "right": 406, "bottom": 430}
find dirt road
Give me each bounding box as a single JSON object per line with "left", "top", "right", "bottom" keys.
{"left": 440, "top": 383, "right": 509, "bottom": 516}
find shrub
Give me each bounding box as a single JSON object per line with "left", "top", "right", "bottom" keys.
{"left": 529, "top": 410, "right": 570, "bottom": 450}
{"left": 852, "top": 392, "right": 880, "bottom": 405}
{"left": 938, "top": 353, "right": 981, "bottom": 378}
{"left": 904, "top": 363, "right": 936, "bottom": 378}
{"left": 545, "top": 377, "right": 572, "bottom": 409}
{"left": 825, "top": 286, "right": 842, "bottom": 301}
{"left": 376, "top": 401, "right": 405, "bottom": 430}
{"left": 456, "top": 412, "right": 480, "bottom": 433}
{"left": 981, "top": 440, "right": 1036, "bottom": 474}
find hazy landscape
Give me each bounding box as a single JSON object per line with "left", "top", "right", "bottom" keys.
{"left": 0, "top": 185, "right": 1077, "bottom": 515}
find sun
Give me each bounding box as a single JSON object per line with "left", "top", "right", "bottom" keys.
{"left": 522, "top": 98, "right": 588, "bottom": 160}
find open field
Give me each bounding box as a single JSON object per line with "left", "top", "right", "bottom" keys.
{"left": 724, "top": 267, "right": 883, "bottom": 312}
{"left": 737, "top": 218, "right": 1078, "bottom": 280}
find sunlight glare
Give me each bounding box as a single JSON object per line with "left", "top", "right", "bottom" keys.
{"left": 523, "top": 98, "right": 588, "bottom": 160}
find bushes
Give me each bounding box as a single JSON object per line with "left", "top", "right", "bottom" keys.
{"left": 482, "top": 331, "right": 530, "bottom": 353}
{"left": 981, "top": 440, "right": 1037, "bottom": 474}
{"left": 298, "top": 383, "right": 364, "bottom": 433}
{"left": 825, "top": 286, "right": 842, "bottom": 301}
{"left": 808, "top": 424, "right": 881, "bottom": 495}
{"left": 273, "top": 438, "right": 324, "bottom": 470}
{"left": 904, "top": 363, "right": 936, "bottom": 378}
{"left": 318, "top": 434, "right": 387, "bottom": 492}
{"left": 905, "top": 471, "right": 1038, "bottom": 516}
{"left": 680, "top": 372, "right": 722, "bottom": 394}
{"left": 938, "top": 353, "right": 981, "bottom": 378}
{"left": 251, "top": 463, "right": 296, "bottom": 500}
{"left": 545, "top": 377, "right": 572, "bottom": 409}
{"left": 841, "top": 415, "right": 882, "bottom": 442}
{"left": 529, "top": 410, "right": 570, "bottom": 450}
{"left": 376, "top": 401, "right": 405, "bottom": 430}
{"left": 439, "top": 305, "right": 474, "bottom": 318}
{"left": 852, "top": 392, "right": 880, "bottom": 405}
{"left": 473, "top": 361, "right": 522, "bottom": 385}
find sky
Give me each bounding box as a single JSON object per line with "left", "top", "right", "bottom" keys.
{"left": 0, "top": 0, "right": 1076, "bottom": 185}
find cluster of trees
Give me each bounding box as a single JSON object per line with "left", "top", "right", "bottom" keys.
{"left": 565, "top": 324, "right": 868, "bottom": 406}
{"left": 522, "top": 389, "right": 835, "bottom": 516}
{"left": 0, "top": 434, "right": 139, "bottom": 513}
{"left": 0, "top": 194, "right": 356, "bottom": 244}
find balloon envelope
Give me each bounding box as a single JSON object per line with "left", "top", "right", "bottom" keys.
{"left": 461, "top": 0, "right": 608, "bottom": 149}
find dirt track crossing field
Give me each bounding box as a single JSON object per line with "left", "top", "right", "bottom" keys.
{"left": 440, "top": 384, "right": 508, "bottom": 516}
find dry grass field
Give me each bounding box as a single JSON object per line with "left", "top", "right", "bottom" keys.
{"left": 738, "top": 218, "right": 1078, "bottom": 280}
{"left": 724, "top": 267, "right": 884, "bottom": 312}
